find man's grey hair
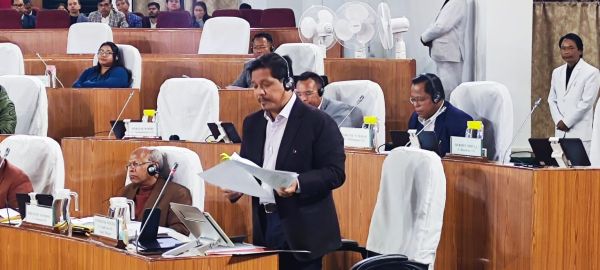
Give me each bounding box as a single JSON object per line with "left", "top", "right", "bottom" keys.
{"left": 143, "top": 147, "right": 164, "bottom": 170}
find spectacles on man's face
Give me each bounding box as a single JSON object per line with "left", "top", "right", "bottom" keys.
{"left": 13, "top": 3, "right": 24, "bottom": 7}
{"left": 295, "top": 91, "right": 317, "bottom": 97}
{"left": 409, "top": 96, "right": 429, "bottom": 105}
{"left": 97, "top": 50, "right": 114, "bottom": 56}
{"left": 126, "top": 161, "right": 152, "bottom": 169}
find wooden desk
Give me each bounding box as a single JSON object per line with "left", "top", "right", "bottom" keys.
{"left": 0, "top": 28, "right": 342, "bottom": 57}
{"left": 47, "top": 88, "right": 141, "bottom": 141}
{"left": 0, "top": 225, "right": 277, "bottom": 269}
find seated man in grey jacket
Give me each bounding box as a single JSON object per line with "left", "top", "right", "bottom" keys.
{"left": 295, "top": 71, "right": 364, "bottom": 128}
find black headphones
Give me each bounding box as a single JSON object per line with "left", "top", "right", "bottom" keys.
{"left": 422, "top": 73, "right": 443, "bottom": 103}
{"left": 147, "top": 163, "right": 159, "bottom": 176}
{"left": 315, "top": 76, "right": 325, "bottom": 96}
{"left": 278, "top": 54, "right": 294, "bottom": 91}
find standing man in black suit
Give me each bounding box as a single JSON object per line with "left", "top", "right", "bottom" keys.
{"left": 224, "top": 53, "right": 346, "bottom": 270}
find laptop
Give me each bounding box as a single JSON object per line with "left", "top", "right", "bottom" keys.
{"left": 109, "top": 120, "right": 126, "bottom": 139}
{"left": 559, "top": 138, "right": 591, "bottom": 166}
{"left": 134, "top": 208, "right": 183, "bottom": 253}
{"left": 528, "top": 138, "right": 558, "bottom": 167}
{"left": 388, "top": 130, "right": 438, "bottom": 155}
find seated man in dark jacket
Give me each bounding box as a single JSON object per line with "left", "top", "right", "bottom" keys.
{"left": 408, "top": 73, "right": 472, "bottom": 157}
{"left": 12, "top": 0, "right": 36, "bottom": 29}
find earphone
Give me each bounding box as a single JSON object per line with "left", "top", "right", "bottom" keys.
{"left": 277, "top": 54, "right": 294, "bottom": 91}
{"left": 315, "top": 75, "right": 326, "bottom": 96}
{"left": 422, "top": 73, "right": 443, "bottom": 103}
{"left": 147, "top": 163, "right": 159, "bottom": 176}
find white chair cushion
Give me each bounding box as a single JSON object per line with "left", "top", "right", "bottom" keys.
{"left": 323, "top": 80, "right": 386, "bottom": 145}
{"left": 0, "top": 75, "right": 48, "bottom": 136}
{"left": 275, "top": 43, "right": 325, "bottom": 75}
{"left": 0, "top": 135, "right": 65, "bottom": 194}
{"left": 198, "top": 17, "right": 250, "bottom": 55}
{"left": 67, "top": 22, "right": 114, "bottom": 54}
{"left": 93, "top": 44, "right": 141, "bottom": 88}
{"left": 156, "top": 78, "right": 219, "bottom": 142}
{"left": 450, "top": 81, "right": 514, "bottom": 162}
{"left": 366, "top": 147, "right": 446, "bottom": 267}
{"left": 0, "top": 43, "right": 24, "bottom": 76}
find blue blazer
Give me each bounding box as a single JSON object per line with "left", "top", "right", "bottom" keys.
{"left": 73, "top": 66, "right": 131, "bottom": 88}
{"left": 21, "top": 14, "right": 36, "bottom": 29}
{"left": 239, "top": 97, "right": 346, "bottom": 261}
{"left": 408, "top": 101, "right": 472, "bottom": 157}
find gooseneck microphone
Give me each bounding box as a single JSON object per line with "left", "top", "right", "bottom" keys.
{"left": 338, "top": 95, "right": 365, "bottom": 128}
{"left": 108, "top": 89, "right": 136, "bottom": 138}
{"left": 405, "top": 106, "right": 447, "bottom": 147}
{"left": 35, "top": 52, "right": 65, "bottom": 88}
{"left": 136, "top": 162, "right": 179, "bottom": 250}
{"left": 502, "top": 97, "right": 543, "bottom": 164}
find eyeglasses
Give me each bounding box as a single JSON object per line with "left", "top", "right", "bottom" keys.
{"left": 294, "top": 91, "right": 316, "bottom": 97}
{"left": 126, "top": 161, "right": 152, "bottom": 169}
{"left": 97, "top": 50, "right": 114, "bottom": 56}
{"left": 252, "top": 45, "right": 270, "bottom": 51}
{"left": 409, "top": 96, "right": 429, "bottom": 104}
{"left": 13, "top": 3, "right": 23, "bottom": 7}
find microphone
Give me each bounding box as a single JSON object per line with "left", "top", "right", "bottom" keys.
{"left": 35, "top": 52, "right": 65, "bottom": 88}
{"left": 0, "top": 148, "right": 10, "bottom": 170}
{"left": 502, "top": 97, "right": 543, "bottom": 164}
{"left": 405, "top": 106, "right": 447, "bottom": 147}
{"left": 136, "top": 162, "right": 179, "bottom": 251}
{"left": 338, "top": 95, "right": 365, "bottom": 128}
{"left": 108, "top": 89, "right": 136, "bottom": 138}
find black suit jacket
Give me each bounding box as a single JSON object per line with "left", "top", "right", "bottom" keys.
{"left": 141, "top": 16, "right": 152, "bottom": 28}
{"left": 240, "top": 97, "right": 346, "bottom": 261}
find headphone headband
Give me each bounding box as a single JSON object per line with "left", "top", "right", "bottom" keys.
{"left": 277, "top": 54, "right": 294, "bottom": 91}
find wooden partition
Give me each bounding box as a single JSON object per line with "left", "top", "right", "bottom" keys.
{"left": 61, "top": 138, "right": 600, "bottom": 270}
{"left": 0, "top": 225, "right": 277, "bottom": 270}
{"left": 0, "top": 28, "right": 342, "bottom": 57}
{"left": 46, "top": 89, "right": 141, "bottom": 141}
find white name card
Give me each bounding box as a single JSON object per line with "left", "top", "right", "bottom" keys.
{"left": 93, "top": 215, "right": 119, "bottom": 240}
{"left": 450, "top": 136, "right": 482, "bottom": 157}
{"left": 124, "top": 121, "right": 158, "bottom": 138}
{"left": 341, "top": 127, "right": 372, "bottom": 149}
{"left": 24, "top": 204, "right": 54, "bottom": 227}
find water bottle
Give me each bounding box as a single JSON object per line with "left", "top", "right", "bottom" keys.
{"left": 465, "top": 121, "right": 484, "bottom": 139}
{"left": 362, "top": 116, "right": 378, "bottom": 148}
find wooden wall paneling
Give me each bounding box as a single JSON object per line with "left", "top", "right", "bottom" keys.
{"left": 218, "top": 90, "right": 260, "bottom": 132}
{"left": 0, "top": 29, "right": 68, "bottom": 54}
{"left": 113, "top": 28, "right": 203, "bottom": 54}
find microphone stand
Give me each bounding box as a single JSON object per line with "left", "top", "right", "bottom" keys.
{"left": 108, "top": 89, "right": 136, "bottom": 138}
{"left": 502, "top": 97, "right": 542, "bottom": 164}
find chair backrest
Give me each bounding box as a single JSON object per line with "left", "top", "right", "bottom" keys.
{"left": 0, "top": 9, "right": 21, "bottom": 29}
{"left": 0, "top": 75, "right": 48, "bottom": 136}
{"left": 93, "top": 44, "right": 141, "bottom": 88}
{"left": 240, "top": 9, "right": 262, "bottom": 28}
{"left": 36, "top": 10, "right": 70, "bottom": 28}
{"left": 366, "top": 147, "right": 446, "bottom": 266}
{"left": 449, "top": 81, "right": 514, "bottom": 162}
{"left": 0, "top": 43, "right": 24, "bottom": 75}
{"left": 198, "top": 17, "right": 250, "bottom": 54}
{"left": 67, "top": 22, "right": 113, "bottom": 54}
{"left": 591, "top": 98, "right": 600, "bottom": 167}
{"left": 351, "top": 254, "right": 415, "bottom": 270}
{"left": 260, "top": 8, "right": 295, "bottom": 27}
{"left": 157, "top": 11, "right": 192, "bottom": 28}
{"left": 275, "top": 43, "right": 325, "bottom": 76}
{"left": 125, "top": 146, "right": 205, "bottom": 210}
{"left": 156, "top": 78, "right": 219, "bottom": 141}
{"left": 211, "top": 9, "right": 241, "bottom": 18}
{"left": 0, "top": 135, "right": 65, "bottom": 194}
{"left": 323, "top": 80, "right": 386, "bottom": 145}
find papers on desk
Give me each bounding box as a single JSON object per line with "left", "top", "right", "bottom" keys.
{"left": 205, "top": 243, "right": 311, "bottom": 256}
{"left": 199, "top": 153, "right": 298, "bottom": 198}
{"left": 0, "top": 208, "right": 21, "bottom": 224}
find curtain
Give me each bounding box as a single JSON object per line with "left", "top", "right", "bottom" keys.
{"left": 531, "top": 2, "right": 600, "bottom": 138}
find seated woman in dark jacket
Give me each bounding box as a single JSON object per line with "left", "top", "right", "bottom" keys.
{"left": 73, "top": 42, "right": 132, "bottom": 88}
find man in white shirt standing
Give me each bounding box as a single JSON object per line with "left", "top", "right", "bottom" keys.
{"left": 548, "top": 33, "right": 600, "bottom": 154}
{"left": 421, "top": 0, "right": 467, "bottom": 98}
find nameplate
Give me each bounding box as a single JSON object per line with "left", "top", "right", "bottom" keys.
{"left": 24, "top": 204, "right": 54, "bottom": 227}
{"left": 124, "top": 121, "right": 159, "bottom": 138}
{"left": 341, "top": 127, "right": 372, "bottom": 149}
{"left": 93, "top": 215, "right": 119, "bottom": 241}
{"left": 450, "top": 136, "right": 482, "bottom": 157}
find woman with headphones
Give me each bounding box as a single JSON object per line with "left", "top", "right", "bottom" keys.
{"left": 73, "top": 41, "right": 132, "bottom": 88}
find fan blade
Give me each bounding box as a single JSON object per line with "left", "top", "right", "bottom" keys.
{"left": 317, "top": 9, "right": 334, "bottom": 24}
{"left": 334, "top": 19, "right": 354, "bottom": 41}
{"left": 356, "top": 23, "right": 375, "bottom": 44}
{"left": 345, "top": 3, "right": 369, "bottom": 22}
{"left": 300, "top": 17, "right": 318, "bottom": 38}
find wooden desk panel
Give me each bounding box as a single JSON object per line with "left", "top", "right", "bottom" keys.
{"left": 47, "top": 88, "right": 141, "bottom": 141}
{"left": 219, "top": 90, "right": 260, "bottom": 131}
{"left": 1, "top": 28, "right": 342, "bottom": 57}
{"left": 0, "top": 225, "right": 277, "bottom": 270}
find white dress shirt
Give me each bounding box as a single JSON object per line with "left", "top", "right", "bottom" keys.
{"left": 418, "top": 101, "right": 445, "bottom": 132}
{"left": 101, "top": 15, "right": 109, "bottom": 24}
{"left": 259, "top": 94, "right": 297, "bottom": 204}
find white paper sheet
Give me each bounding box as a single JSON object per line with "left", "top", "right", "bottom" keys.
{"left": 228, "top": 152, "right": 298, "bottom": 189}
{"left": 0, "top": 208, "right": 20, "bottom": 219}
{"left": 199, "top": 161, "right": 271, "bottom": 198}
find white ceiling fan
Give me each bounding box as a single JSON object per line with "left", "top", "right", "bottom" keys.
{"left": 298, "top": 5, "right": 338, "bottom": 56}
{"left": 333, "top": 1, "right": 378, "bottom": 58}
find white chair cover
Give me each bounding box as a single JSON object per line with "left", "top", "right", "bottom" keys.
{"left": 156, "top": 78, "right": 219, "bottom": 142}
{"left": 0, "top": 135, "right": 65, "bottom": 194}
{"left": 0, "top": 43, "right": 24, "bottom": 76}
{"left": 323, "top": 80, "right": 386, "bottom": 146}
{"left": 366, "top": 147, "right": 446, "bottom": 268}
{"left": 125, "top": 146, "right": 205, "bottom": 210}
{"left": 591, "top": 99, "right": 600, "bottom": 167}
{"left": 275, "top": 43, "right": 325, "bottom": 75}
{"left": 67, "top": 22, "right": 114, "bottom": 54}
{"left": 0, "top": 75, "right": 48, "bottom": 136}
{"left": 450, "top": 81, "right": 514, "bottom": 162}
{"left": 93, "top": 44, "right": 142, "bottom": 88}
{"left": 198, "top": 17, "right": 250, "bottom": 55}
